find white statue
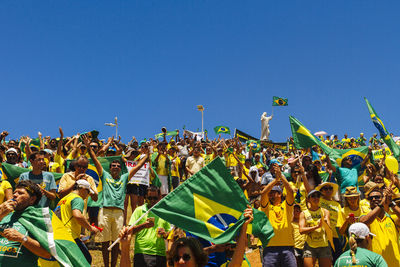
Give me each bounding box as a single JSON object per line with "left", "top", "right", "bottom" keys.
{"left": 261, "top": 112, "right": 273, "bottom": 140}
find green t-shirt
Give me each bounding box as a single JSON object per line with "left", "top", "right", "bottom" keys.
{"left": 101, "top": 171, "right": 129, "bottom": 210}
{"left": 0, "top": 213, "right": 39, "bottom": 266}
{"left": 129, "top": 203, "right": 171, "bottom": 256}
{"left": 334, "top": 247, "right": 388, "bottom": 267}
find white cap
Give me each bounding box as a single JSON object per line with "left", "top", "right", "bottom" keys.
{"left": 348, "top": 222, "right": 376, "bottom": 239}
{"left": 76, "top": 179, "right": 94, "bottom": 194}
{"left": 6, "top": 148, "right": 18, "bottom": 155}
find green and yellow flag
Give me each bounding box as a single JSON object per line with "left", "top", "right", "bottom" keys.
{"left": 364, "top": 98, "right": 400, "bottom": 159}
{"left": 151, "top": 158, "right": 274, "bottom": 246}
{"left": 214, "top": 126, "right": 230, "bottom": 135}
{"left": 247, "top": 140, "right": 261, "bottom": 152}
{"left": 14, "top": 206, "right": 89, "bottom": 267}
{"left": 272, "top": 96, "right": 288, "bottom": 106}
{"left": 289, "top": 116, "right": 369, "bottom": 168}
{"left": 155, "top": 130, "right": 179, "bottom": 139}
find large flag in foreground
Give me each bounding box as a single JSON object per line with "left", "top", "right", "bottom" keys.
{"left": 151, "top": 158, "right": 274, "bottom": 246}
{"left": 289, "top": 116, "right": 369, "bottom": 168}
{"left": 364, "top": 97, "right": 400, "bottom": 159}
{"left": 16, "top": 206, "right": 89, "bottom": 267}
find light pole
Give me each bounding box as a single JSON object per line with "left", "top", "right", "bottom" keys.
{"left": 197, "top": 105, "right": 204, "bottom": 137}
{"left": 105, "top": 117, "right": 118, "bottom": 138}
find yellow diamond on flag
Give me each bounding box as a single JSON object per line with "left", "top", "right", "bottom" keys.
{"left": 193, "top": 193, "right": 242, "bottom": 238}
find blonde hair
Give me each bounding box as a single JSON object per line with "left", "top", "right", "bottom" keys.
{"left": 349, "top": 233, "right": 362, "bottom": 264}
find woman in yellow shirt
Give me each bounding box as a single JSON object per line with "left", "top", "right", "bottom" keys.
{"left": 299, "top": 189, "right": 331, "bottom": 267}
{"left": 315, "top": 182, "right": 342, "bottom": 262}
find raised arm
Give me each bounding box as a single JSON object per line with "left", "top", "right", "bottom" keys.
{"left": 128, "top": 153, "right": 150, "bottom": 180}
{"left": 57, "top": 127, "right": 65, "bottom": 159}
{"left": 229, "top": 206, "right": 253, "bottom": 266}
{"left": 82, "top": 135, "right": 103, "bottom": 178}
{"left": 325, "top": 155, "right": 337, "bottom": 173}
{"left": 360, "top": 146, "right": 372, "bottom": 169}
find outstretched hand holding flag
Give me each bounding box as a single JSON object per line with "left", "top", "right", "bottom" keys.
{"left": 111, "top": 158, "right": 274, "bottom": 250}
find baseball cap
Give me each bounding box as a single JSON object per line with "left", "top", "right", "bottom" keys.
{"left": 348, "top": 222, "right": 375, "bottom": 239}
{"left": 76, "top": 179, "right": 94, "bottom": 194}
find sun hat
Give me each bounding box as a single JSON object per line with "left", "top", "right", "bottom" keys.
{"left": 343, "top": 186, "right": 360, "bottom": 198}
{"left": 364, "top": 181, "right": 380, "bottom": 197}
{"left": 315, "top": 182, "right": 339, "bottom": 196}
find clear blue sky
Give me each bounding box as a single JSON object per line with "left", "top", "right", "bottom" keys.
{"left": 1, "top": 1, "right": 399, "bottom": 143}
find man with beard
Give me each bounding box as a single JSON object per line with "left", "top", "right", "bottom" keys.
{"left": 0, "top": 181, "right": 52, "bottom": 265}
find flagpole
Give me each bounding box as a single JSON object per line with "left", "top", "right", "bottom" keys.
{"left": 271, "top": 105, "right": 274, "bottom": 117}
{"left": 108, "top": 207, "right": 154, "bottom": 251}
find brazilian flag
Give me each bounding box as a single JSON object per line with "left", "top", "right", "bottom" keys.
{"left": 272, "top": 96, "right": 288, "bottom": 106}
{"left": 246, "top": 140, "right": 261, "bottom": 152}
{"left": 214, "top": 126, "right": 230, "bottom": 135}
{"left": 155, "top": 130, "right": 179, "bottom": 139}
{"left": 289, "top": 116, "right": 369, "bottom": 168}
{"left": 14, "top": 206, "right": 90, "bottom": 267}
{"left": 151, "top": 158, "right": 274, "bottom": 246}
{"left": 364, "top": 98, "right": 400, "bottom": 159}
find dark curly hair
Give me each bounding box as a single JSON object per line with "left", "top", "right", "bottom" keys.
{"left": 15, "top": 180, "right": 42, "bottom": 205}
{"left": 167, "top": 237, "right": 208, "bottom": 267}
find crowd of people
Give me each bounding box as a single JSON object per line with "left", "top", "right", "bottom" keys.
{"left": 0, "top": 128, "right": 398, "bottom": 267}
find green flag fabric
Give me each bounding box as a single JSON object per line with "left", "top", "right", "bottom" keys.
{"left": 15, "top": 206, "right": 89, "bottom": 267}
{"left": 1, "top": 163, "right": 64, "bottom": 188}
{"left": 289, "top": 116, "right": 369, "bottom": 168}
{"left": 364, "top": 98, "right": 400, "bottom": 159}
{"left": 155, "top": 130, "right": 179, "bottom": 139}
{"left": 272, "top": 96, "right": 288, "bottom": 106}
{"left": 151, "top": 158, "right": 274, "bottom": 246}
{"left": 213, "top": 126, "right": 231, "bottom": 135}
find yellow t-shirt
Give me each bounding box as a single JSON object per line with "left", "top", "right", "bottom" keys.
{"left": 363, "top": 213, "right": 400, "bottom": 266}
{"left": 204, "top": 153, "right": 214, "bottom": 165}
{"left": 170, "top": 156, "right": 181, "bottom": 178}
{"left": 303, "top": 208, "right": 328, "bottom": 248}
{"left": 292, "top": 221, "right": 306, "bottom": 249}
{"left": 58, "top": 172, "right": 98, "bottom": 196}
{"left": 0, "top": 180, "right": 12, "bottom": 204}
{"left": 57, "top": 193, "right": 84, "bottom": 239}
{"left": 260, "top": 200, "right": 294, "bottom": 247}
{"left": 156, "top": 154, "right": 169, "bottom": 176}
{"left": 289, "top": 181, "right": 307, "bottom": 211}
{"left": 319, "top": 198, "right": 340, "bottom": 238}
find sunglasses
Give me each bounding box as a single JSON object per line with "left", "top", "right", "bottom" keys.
{"left": 368, "top": 195, "right": 382, "bottom": 201}
{"left": 321, "top": 186, "right": 333, "bottom": 191}
{"left": 111, "top": 164, "right": 121, "bottom": 168}
{"left": 90, "top": 145, "right": 99, "bottom": 149}
{"left": 147, "top": 196, "right": 158, "bottom": 200}
{"left": 173, "top": 253, "right": 191, "bottom": 262}
{"left": 293, "top": 171, "right": 300, "bottom": 174}
{"left": 310, "top": 194, "right": 321, "bottom": 199}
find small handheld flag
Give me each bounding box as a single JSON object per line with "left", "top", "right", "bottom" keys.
{"left": 214, "top": 126, "right": 231, "bottom": 135}
{"left": 272, "top": 96, "right": 288, "bottom": 106}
